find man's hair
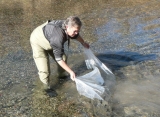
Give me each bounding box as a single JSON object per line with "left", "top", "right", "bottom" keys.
{"left": 64, "top": 16, "right": 82, "bottom": 28}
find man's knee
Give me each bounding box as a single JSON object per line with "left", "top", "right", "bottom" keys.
{"left": 38, "top": 71, "right": 50, "bottom": 84}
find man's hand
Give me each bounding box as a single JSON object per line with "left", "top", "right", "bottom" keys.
{"left": 82, "top": 42, "right": 90, "bottom": 49}
{"left": 76, "top": 35, "right": 90, "bottom": 49}
{"left": 69, "top": 71, "right": 76, "bottom": 81}
{"left": 57, "top": 60, "right": 76, "bottom": 81}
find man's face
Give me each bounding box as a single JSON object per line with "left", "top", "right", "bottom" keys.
{"left": 66, "top": 25, "right": 81, "bottom": 37}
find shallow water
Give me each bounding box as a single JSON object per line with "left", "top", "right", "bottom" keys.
{"left": 0, "top": 0, "right": 160, "bottom": 116}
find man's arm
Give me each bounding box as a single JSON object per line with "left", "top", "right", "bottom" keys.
{"left": 76, "top": 35, "right": 90, "bottom": 48}
{"left": 57, "top": 60, "right": 75, "bottom": 81}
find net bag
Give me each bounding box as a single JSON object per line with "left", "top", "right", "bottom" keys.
{"left": 75, "top": 48, "right": 115, "bottom": 100}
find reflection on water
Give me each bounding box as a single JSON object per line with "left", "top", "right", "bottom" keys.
{"left": 0, "top": 0, "right": 160, "bottom": 116}
{"left": 97, "top": 51, "right": 157, "bottom": 71}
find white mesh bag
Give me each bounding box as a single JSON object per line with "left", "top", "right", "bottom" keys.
{"left": 75, "top": 48, "right": 115, "bottom": 100}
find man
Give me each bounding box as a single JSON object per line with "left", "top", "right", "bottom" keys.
{"left": 30, "top": 16, "right": 89, "bottom": 96}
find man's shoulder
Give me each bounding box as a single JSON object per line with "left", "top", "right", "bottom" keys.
{"left": 44, "top": 20, "right": 65, "bottom": 32}
{"left": 48, "top": 20, "right": 65, "bottom": 27}
{"left": 43, "top": 20, "right": 66, "bottom": 40}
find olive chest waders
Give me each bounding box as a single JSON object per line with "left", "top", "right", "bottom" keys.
{"left": 30, "top": 21, "right": 67, "bottom": 86}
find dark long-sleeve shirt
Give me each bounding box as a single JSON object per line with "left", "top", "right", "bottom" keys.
{"left": 43, "top": 20, "right": 79, "bottom": 61}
